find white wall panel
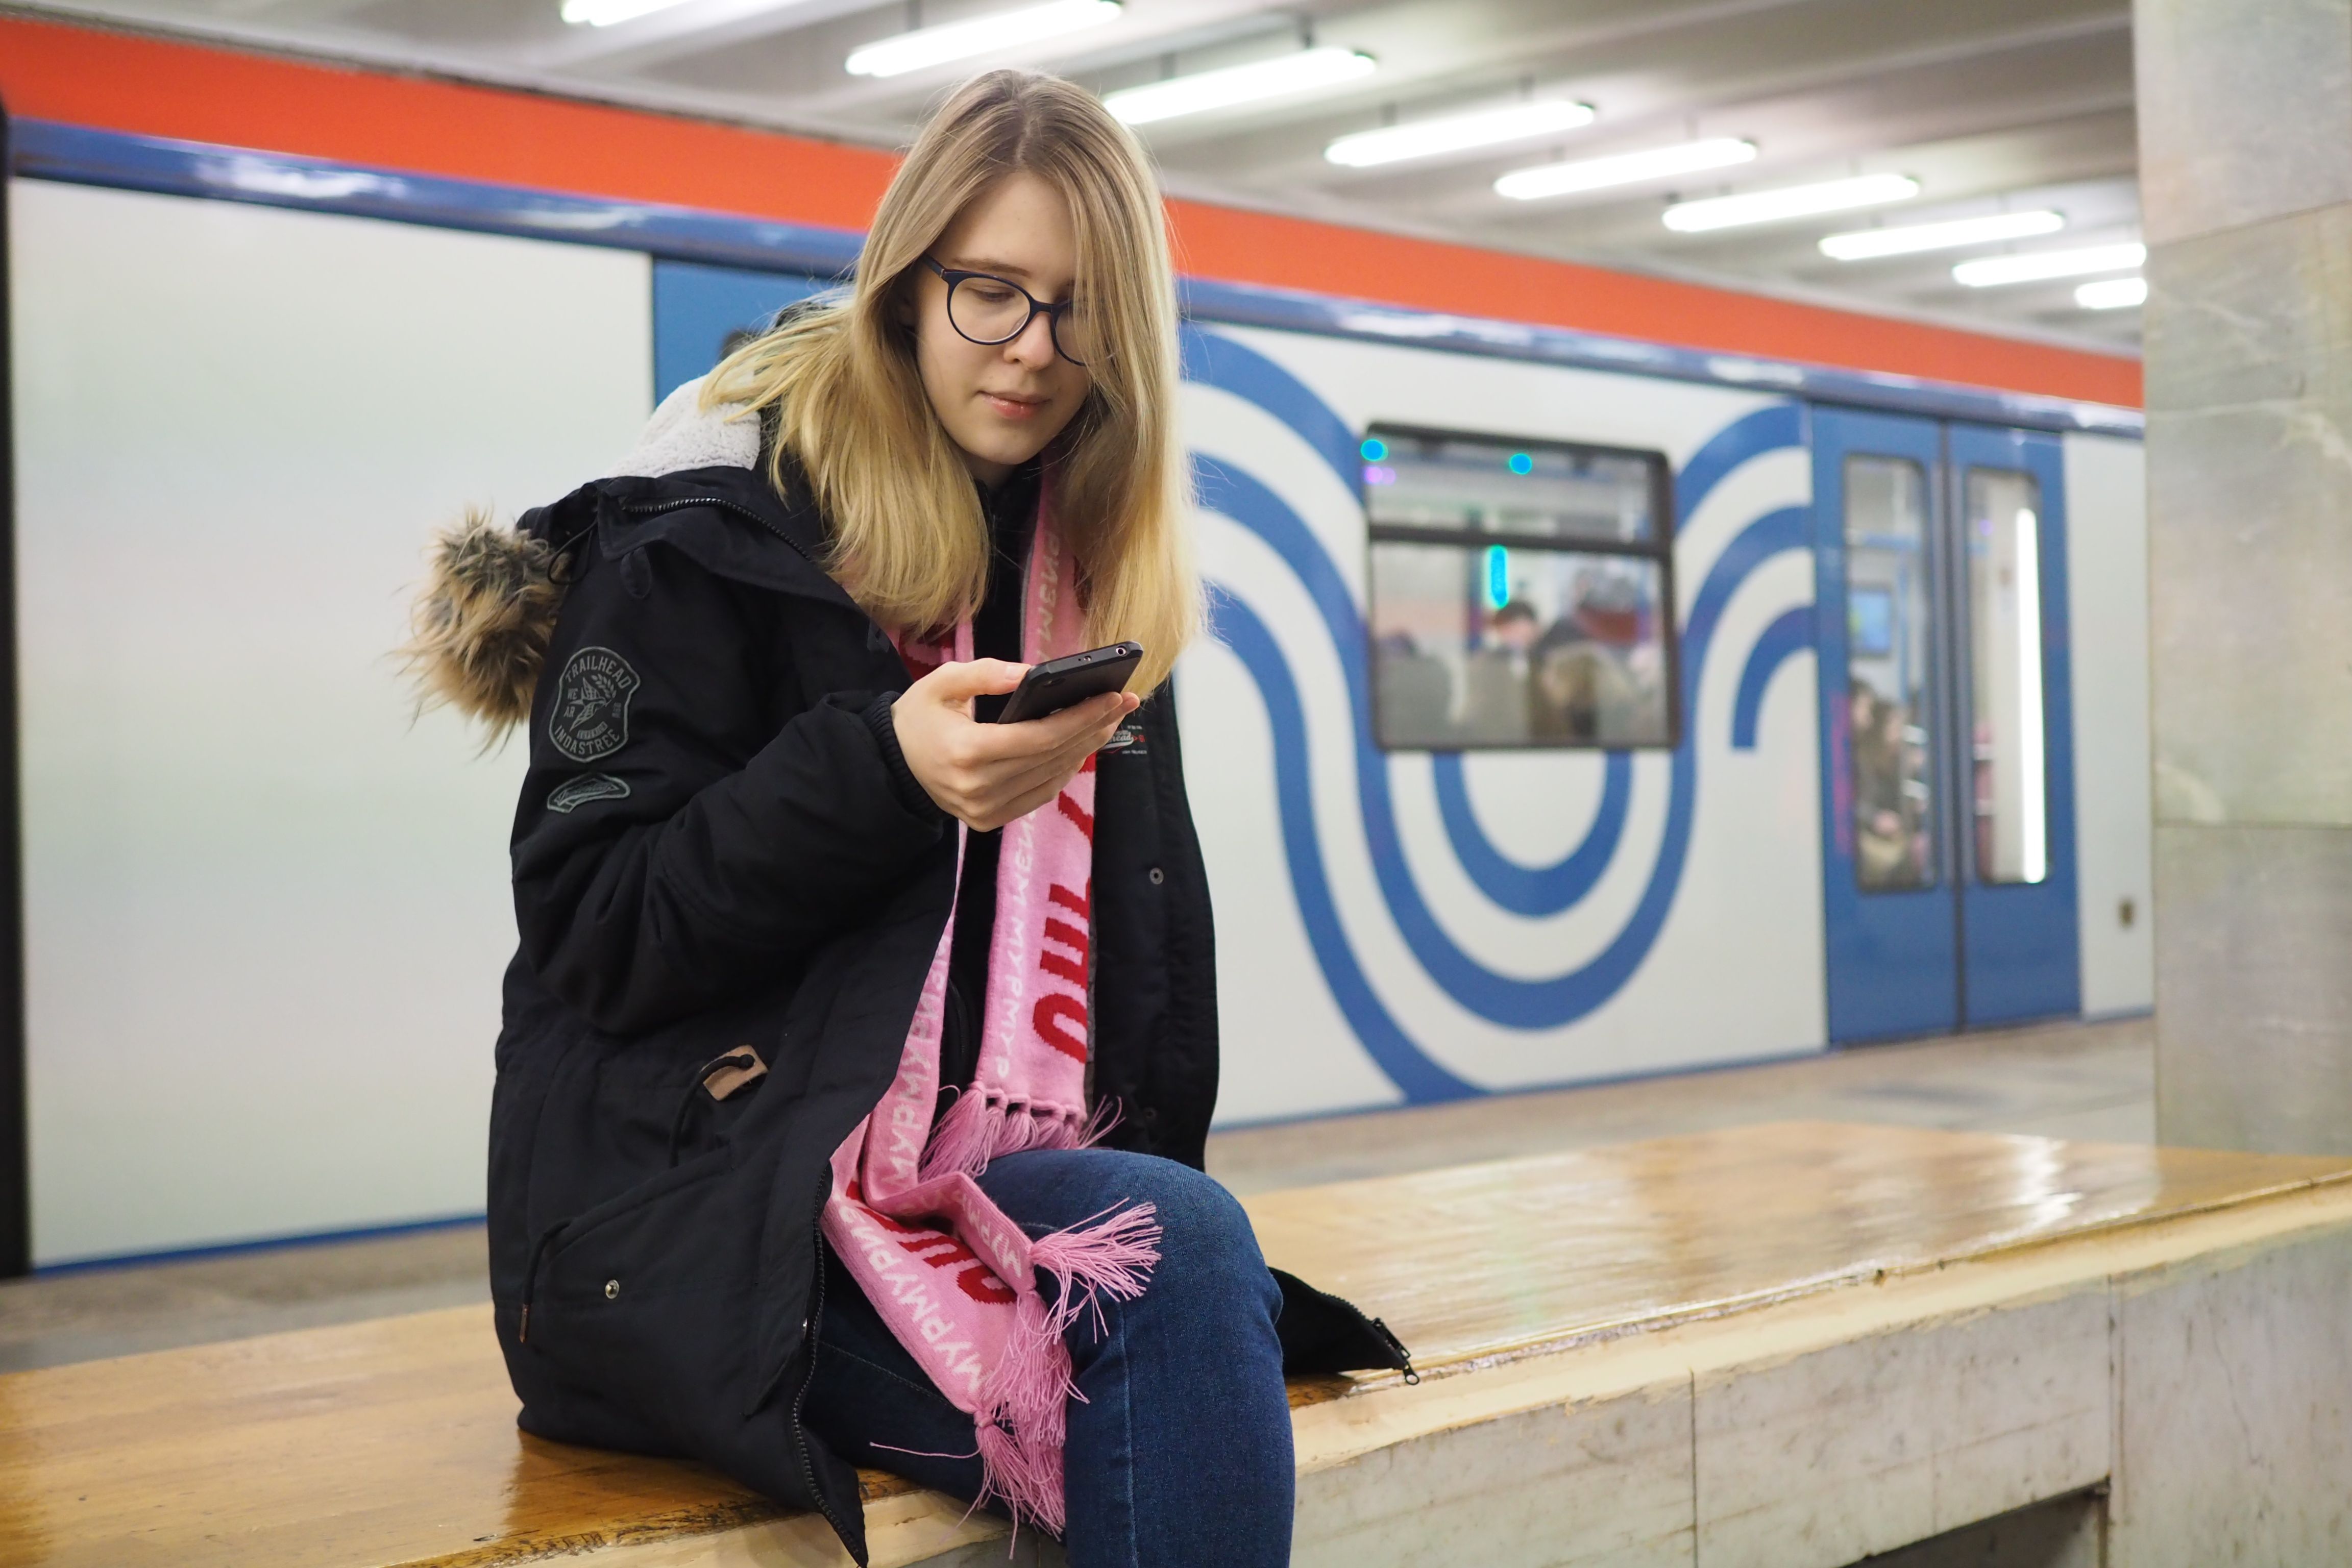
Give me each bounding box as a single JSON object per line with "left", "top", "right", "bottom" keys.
{"left": 10, "top": 181, "right": 652, "bottom": 1262}
{"left": 2063, "top": 435, "right": 2154, "bottom": 1016}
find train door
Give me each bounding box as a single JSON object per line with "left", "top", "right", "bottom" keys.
{"left": 1812, "top": 409, "right": 2080, "bottom": 1043}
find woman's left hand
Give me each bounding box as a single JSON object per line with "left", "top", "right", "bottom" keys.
{"left": 892, "top": 658, "right": 1138, "bottom": 831}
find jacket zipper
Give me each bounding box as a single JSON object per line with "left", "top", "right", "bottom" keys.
{"left": 787, "top": 1178, "right": 855, "bottom": 1550}
{"left": 1369, "top": 1315, "right": 1419, "bottom": 1385}
{"left": 516, "top": 1220, "right": 568, "bottom": 1345}
{"left": 619, "top": 495, "right": 819, "bottom": 567}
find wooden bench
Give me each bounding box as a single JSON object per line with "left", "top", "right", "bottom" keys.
{"left": 5, "top": 1121, "right": 2349, "bottom": 1567}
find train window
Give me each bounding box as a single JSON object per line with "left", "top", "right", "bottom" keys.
{"left": 1963, "top": 468, "right": 2049, "bottom": 885}
{"left": 1844, "top": 456, "right": 1939, "bottom": 892}
{"left": 1363, "top": 426, "right": 1676, "bottom": 750}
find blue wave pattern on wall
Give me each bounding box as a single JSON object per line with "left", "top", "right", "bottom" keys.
{"left": 1733, "top": 607, "right": 1818, "bottom": 751}
{"left": 1430, "top": 751, "right": 1633, "bottom": 918}
{"left": 1183, "top": 327, "right": 1811, "bottom": 1099}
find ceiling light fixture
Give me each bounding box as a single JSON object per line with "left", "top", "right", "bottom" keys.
{"left": 560, "top": 0, "right": 695, "bottom": 24}
{"left": 1106, "top": 47, "right": 1377, "bottom": 126}
{"left": 1493, "top": 137, "right": 1755, "bottom": 201}
{"left": 2075, "top": 276, "right": 2148, "bottom": 309}
{"left": 1952, "top": 242, "right": 2147, "bottom": 288}
{"left": 1820, "top": 209, "right": 2065, "bottom": 260}
{"left": 1663, "top": 173, "right": 1919, "bottom": 233}
{"left": 846, "top": 0, "right": 1121, "bottom": 78}
{"left": 1325, "top": 99, "right": 1595, "bottom": 168}
{"left": 1953, "top": 242, "right": 2147, "bottom": 287}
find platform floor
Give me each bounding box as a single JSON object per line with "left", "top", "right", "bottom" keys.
{"left": 0, "top": 1016, "right": 2151, "bottom": 1371}
{"left": 4, "top": 1116, "right": 2341, "bottom": 1568}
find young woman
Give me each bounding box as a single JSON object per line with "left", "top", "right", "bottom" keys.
{"left": 407, "top": 70, "right": 1405, "bottom": 1568}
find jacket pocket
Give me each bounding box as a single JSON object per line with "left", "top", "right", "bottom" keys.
{"left": 519, "top": 1146, "right": 769, "bottom": 1446}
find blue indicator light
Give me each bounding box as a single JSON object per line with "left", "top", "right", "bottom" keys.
{"left": 1507, "top": 451, "right": 1534, "bottom": 476}
{"left": 1360, "top": 437, "right": 1389, "bottom": 461}
{"left": 1484, "top": 545, "right": 1510, "bottom": 609}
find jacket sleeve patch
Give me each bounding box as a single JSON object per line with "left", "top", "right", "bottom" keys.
{"left": 546, "top": 773, "right": 632, "bottom": 814}
{"left": 548, "top": 646, "right": 642, "bottom": 763}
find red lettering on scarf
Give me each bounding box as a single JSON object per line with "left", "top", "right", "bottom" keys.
{"left": 1055, "top": 791, "right": 1094, "bottom": 840}
{"left": 899, "top": 1233, "right": 973, "bottom": 1265}
{"left": 1049, "top": 881, "right": 1090, "bottom": 918}
{"left": 1033, "top": 992, "right": 1089, "bottom": 1062}
{"left": 958, "top": 1267, "right": 1017, "bottom": 1305}
{"left": 1036, "top": 887, "right": 1091, "bottom": 1045}
{"left": 1040, "top": 914, "right": 1088, "bottom": 987}
{"left": 893, "top": 634, "right": 950, "bottom": 683}
{"left": 892, "top": 1231, "right": 1018, "bottom": 1305}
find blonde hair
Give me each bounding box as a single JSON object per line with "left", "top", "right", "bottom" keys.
{"left": 704, "top": 70, "right": 1197, "bottom": 693}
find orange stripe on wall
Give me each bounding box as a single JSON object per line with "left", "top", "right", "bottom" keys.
{"left": 1, "top": 14, "right": 2140, "bottom": 407}
{"left": 1166, "top": 202, "right": 2142, "bottom": 408}
{"left": 0, "top": 14, "right": 899, "bottom": 229}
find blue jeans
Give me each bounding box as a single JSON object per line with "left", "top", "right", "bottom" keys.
{"left": 803, "top": 1148, "right": 1293, "bottom": 1568}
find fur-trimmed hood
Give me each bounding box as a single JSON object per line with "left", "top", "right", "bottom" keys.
{"left": 401, "top": 380, "right": 765, "bottom": 739}
{"left": 400, "top": 507, "right": 568, "bottom": 742}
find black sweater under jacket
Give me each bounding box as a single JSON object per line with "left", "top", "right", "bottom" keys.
{"left": 483, "top": 458, "right": 1407, "bottom": 1565}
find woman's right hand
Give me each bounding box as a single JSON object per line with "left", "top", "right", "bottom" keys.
{"left": 892, "top": 659, "right": 1139, "bottom": 832}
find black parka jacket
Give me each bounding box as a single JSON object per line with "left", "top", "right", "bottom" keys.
{"left": 464, "top": 455, "right": 1407, "bottom": 1564}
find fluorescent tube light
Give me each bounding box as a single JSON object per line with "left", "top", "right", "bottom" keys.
{"left": 561, "top": 0, "right": 694, "bottom": 24}
{"left": 847, "top": 0, "right": 1121, "bottom": 78}
{"left": 1820, "top": 209, "right": 2064, "bottom": 260}
{"left": 2075, "top": 276, "right": 2148, "bottom": 309}
{"left": 1663, "top": 173, "right": 1919, "bottom": 233}
{"left": 1494, "top": 137, "right": 1755, "bottom": 201}
{"left": 1325, "top": 99, "right": 1595, "bottom": 168}
{"left": 1954, "top": 242, "right": 2146, "bottom": 287}
{"left": 1106, "top": 48, "right": 1377, "bottom": 126}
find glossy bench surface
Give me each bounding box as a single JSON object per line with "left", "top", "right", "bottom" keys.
{"left": 5, "top": 1122, "right": 2347, "bottom": 1567}
{"left": 1253, "top": 1119, "right": 2352, "bottom": 1376}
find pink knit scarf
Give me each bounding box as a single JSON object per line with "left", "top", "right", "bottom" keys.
{"left": 821, "top": 498, "right": 1159, "bottom": 1533}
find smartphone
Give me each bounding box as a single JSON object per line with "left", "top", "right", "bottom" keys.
{"left": 992, "top": 641, "right": 1145, "bottom": 724}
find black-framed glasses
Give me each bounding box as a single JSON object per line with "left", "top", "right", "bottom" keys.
{"left": 921, "top": 256, "right": 1095, "bottom": 366}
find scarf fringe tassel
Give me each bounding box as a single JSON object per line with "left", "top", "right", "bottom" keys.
{"left": 920, "top": 1087, "right": 1121, "bottom": 1186}
{"left": 969, "top": 1200, "right": 1163, "bottom": 1534}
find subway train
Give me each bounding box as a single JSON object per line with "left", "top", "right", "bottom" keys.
{"left": 1170, "top": 310, "right": 2149, "bottom": 1121}
{"left": 660, "top": 258, "right": 2153, "bottom": 1125}
{"left": 9, "top": 115, "right": 2147, "bottom": 1261}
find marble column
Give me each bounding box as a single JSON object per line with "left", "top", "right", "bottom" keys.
{"left": 2135, "top": 0, "right": 2352, "bottom": 1153}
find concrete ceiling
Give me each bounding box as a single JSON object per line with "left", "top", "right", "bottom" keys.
{"left": 17, "top": 0, "right": 2145, "bottom": 352}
